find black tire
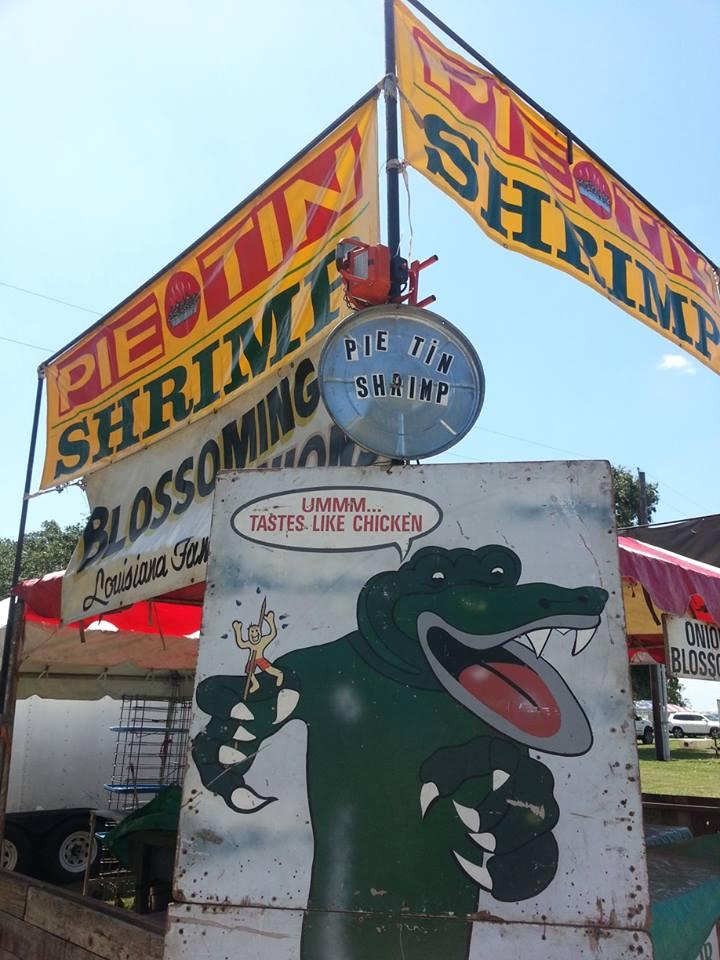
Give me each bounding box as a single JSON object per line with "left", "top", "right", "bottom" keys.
{"left": 709, "top": 727, "right": 719, "bottom": 738}
{"left": 39, "top": 817, "right": 98, "bottom": 885}
{"left": 641, "top": 726, "right": 654, "bottom": 744}
{"left": 671, "top": 726, "right": 684, "bottom": 738}
{"left": 1, "top": 824, "right": 33, "bottom": 875}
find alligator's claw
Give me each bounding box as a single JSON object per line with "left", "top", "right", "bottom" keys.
{"left": 420, "top": 736, "right": 560, "bottom": 901}
{"left": 193, "top": 671, "right": 300, "bottom": 814}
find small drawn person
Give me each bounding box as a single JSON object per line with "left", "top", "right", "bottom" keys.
{"left": 232, "top": 597, "right": 284, "bottom": 698}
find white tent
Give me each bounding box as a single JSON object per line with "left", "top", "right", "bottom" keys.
{"left": 1, "top": 577, "right": 199, "bottom": 700}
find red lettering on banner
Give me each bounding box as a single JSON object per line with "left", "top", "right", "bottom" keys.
{"left": 54, "top": 122, "right": 367, "bottom": 418}
{"left": 410, "top": 25, "right": 574, "bottom": 201}
{"left": 612, "top": 182, "right": 664, "bottom": 263}
{"left": 197, "top": 125, "right": 364, "bottom": 322}
{"left": 410, "top": 21, "right": 717, "bottom": 304}
{"left": 667, "top": 233, "right": 716, "bottom": 303}
{"left": 56, "top": 294, "right": 164, "bottom": 414}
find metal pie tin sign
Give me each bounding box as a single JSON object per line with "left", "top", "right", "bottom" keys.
{"left": 319, "top": 304, "right": 484, "bottom": 460}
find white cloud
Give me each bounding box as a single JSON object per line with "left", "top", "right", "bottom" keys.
{"left": 657, "top": 353, "right": 696, "bottom": 374}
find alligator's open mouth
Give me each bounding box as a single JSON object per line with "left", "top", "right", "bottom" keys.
{"left": 417, "top": 612, "right": 599, "bottom": 755}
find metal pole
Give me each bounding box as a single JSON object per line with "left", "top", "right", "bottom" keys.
{"left": 637, "top": 470, "right": 648, "bottom": 527}
{"left": 0, "top": 373, "right": 44, "bottom": 713}
{"left": 384, "top": 0, "right": 403, "bottom": 297}
{"left": 0, "top": 372, "right": 44, "bottom": 857}
{"left": 649, "top": 663, "right": 671, "bottom": 761}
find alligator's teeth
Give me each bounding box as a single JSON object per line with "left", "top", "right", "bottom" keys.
{"left": 453, "top": 851, "right": 493, "bottom": 891}
{"left": 274, "top": 688, "right": 300, "bottom": 725}
{"left": 233, "top": 725, "right": 256, "bottom": 741}
{"left": 469, "top": 832, "right": 496, "bottom": 853}
{"left": 231, "top": 702, "right": 254, "bottom": 721}
{"left": 420, "top": 782, "right": 440, "bottom": 818}
{"left": 230, "top": 786, "right": 275, "bottom": 812}
{"left": 525, "top": 628, "right": 552, "bottom": 658}
{"left": 572, "top": 627, "right": 597, "bottom": 656}
{"left": 555, "top": 628, "right": 572, "bottom": 636}
{"left": 492, "top": 769, "right": 510, "bottom": 792}
{"left": 219, "top": 745, "right": 247, "bottom": 765}
{"left": 453, "top": 801, "right": 480, "bottom": 833}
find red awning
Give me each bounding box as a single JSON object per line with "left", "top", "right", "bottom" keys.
{"left": 12, "top": 537, "right": 720, "bottom": 651}
{"left": 13, "top": 570, "right": 204, "bottom": 636}
{"left": 618, "top": 536, "right": 720, "bottom": 625}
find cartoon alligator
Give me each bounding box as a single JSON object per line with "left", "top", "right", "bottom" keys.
{"left": 193, "top": 545, "right": 608, "bottom": 959}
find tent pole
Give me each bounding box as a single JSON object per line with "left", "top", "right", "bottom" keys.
{"left": 0, "top": 372, "right": 44, "bottom": 855}
{"left": 650, "top": 664, "right": 670, "bottom": 761}
{"left": 0, "top": 600, "right": 25, "bottom": 854}
{"left": 0, "top": 372, "right": 44, "bottom": 712}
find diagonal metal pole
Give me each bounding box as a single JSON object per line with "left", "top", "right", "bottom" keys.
{"left": 0, "top": 372, "right": 44, "bottom": 713}
{"left": 0, "top": 371, "right": 44, "bottom": 855}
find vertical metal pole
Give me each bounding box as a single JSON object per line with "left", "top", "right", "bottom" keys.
{"left": 637, "top": 469, "right": 648, "bottom": 527}
{"left": 650, "top": 663, "right": 671, "bottom": 761}
{"left": 0, "top": 372, "right": 44, "bottom": 712}
{"left": 384, "top": 0, "right": 403, "bottom": 296}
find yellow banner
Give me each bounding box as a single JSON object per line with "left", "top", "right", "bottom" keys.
{"left": 395, "top": 1, "right": 720, "bottom": 374}
{"left": 42, "top": 98, "right": 379, "bottom": 489}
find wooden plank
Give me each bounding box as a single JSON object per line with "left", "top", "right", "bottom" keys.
{"left": 24, "top": 887, "right": 164, "bottom": 960}
{"left": 63, "top": 941, "right": 109, "bottom": 960}
{"left": 0, "top": 873, "right": 28, "bottom": 920}
{"left": 0, "top": 910, "right": 72, "bottom": 960}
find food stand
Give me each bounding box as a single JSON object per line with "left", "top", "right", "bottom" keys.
{"left": 2, "top": 0, "right": 719, "bottom": 956}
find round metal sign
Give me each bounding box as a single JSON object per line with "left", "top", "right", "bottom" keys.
{"left": 318, "top": 304, "right": 484, "bottom": 460}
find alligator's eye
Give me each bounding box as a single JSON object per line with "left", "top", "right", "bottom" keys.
{"left": 432, "top": 571, "right": 445, "bottom": 581}
{"left": 491, "top": 566, "right": 504, "bottom": 576}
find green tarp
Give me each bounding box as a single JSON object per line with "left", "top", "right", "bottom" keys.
{"left": 107, "top": 785, "right": 181, "bottom": 867}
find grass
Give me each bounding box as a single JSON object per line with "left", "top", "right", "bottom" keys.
{"left": 638, "top": 742, "right": 720, "bottom": 798}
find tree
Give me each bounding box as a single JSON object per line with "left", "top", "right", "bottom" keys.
{"left": 630, "top": 665, "right": 686, "bottom": 708}
{"left": 612, "top": 465, "right": 659, "bottom": 528}
{"left": 0, "top": 520, "right": 85, "bottom": 599}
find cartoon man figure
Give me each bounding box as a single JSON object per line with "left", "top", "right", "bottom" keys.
{"left": 232, "top": 597, "right": 284, "bottom": 698}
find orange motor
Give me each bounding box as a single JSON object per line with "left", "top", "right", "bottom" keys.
{"left": 335, "top": 239, "right": 393, "bottom": 309}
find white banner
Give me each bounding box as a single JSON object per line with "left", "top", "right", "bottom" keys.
{"left": 61, "top": 343, "right": 378, "bottom": 622}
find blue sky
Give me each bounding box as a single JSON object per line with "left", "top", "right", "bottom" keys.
{"left": 2, "top": 1, "right": 719, "bottom": 706}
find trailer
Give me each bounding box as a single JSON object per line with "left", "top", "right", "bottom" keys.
{"left": 3, "top": 696, "right": 118, "bottom": 882}
{"left": 0, "top": 591, "right": 197, "bottom": 890}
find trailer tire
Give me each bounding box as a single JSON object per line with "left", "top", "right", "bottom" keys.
{"left": 641, "top": 726, "right": 654, "bottom": 744}
{"left": 1, "top": 824, "right": 32, "bottom": 875}
{"left": 40, "top": 817, "right": 98, "bottom": 884}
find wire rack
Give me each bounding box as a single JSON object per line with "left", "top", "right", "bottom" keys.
{"left": 105, "top": 696, "right": 192, "bottom": 812}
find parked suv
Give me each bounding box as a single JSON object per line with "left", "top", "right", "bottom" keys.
{"left": 667, "top": 712, "right": 719, "bottom": 738}
{"left": 634, "top": 714, "right": 654, "bottom": 744}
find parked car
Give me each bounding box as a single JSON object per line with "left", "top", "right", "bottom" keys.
{"left": 634, "top": 714, "right": 654, "bottom": 744}
{"left": 667, "top": 712, "right": 719, "bottom": 738}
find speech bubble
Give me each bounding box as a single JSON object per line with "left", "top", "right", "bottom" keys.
{"left": 231, "top": 486, "right": 442, "bottom": 560}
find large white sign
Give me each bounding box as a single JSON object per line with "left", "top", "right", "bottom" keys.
{"left": 664, "top": 614, "right": 720, "bottom": 681}
{"left": 166, "top": 461, "right": 652, "bottom": 960}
